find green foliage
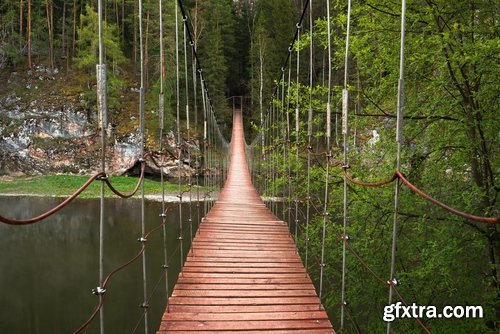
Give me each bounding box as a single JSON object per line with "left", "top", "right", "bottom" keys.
{"left": 74, "top": 4, "right": 126, "bottom": 111}
{"left": 251, "top": 0, "right": 499, "bottom": 332}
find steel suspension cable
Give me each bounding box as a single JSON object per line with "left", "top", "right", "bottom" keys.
{"left": 96, "top": 0, "right": 107, "bottom": 331}
{"left": 305, "top": 0, "right": 313, "bottom": 271}
{"left": 319, "top": 0, "right": 333, "bottom": 305}
{"left": 285, "top": 60, "right": 292, "bottom": 225}
{"left": 340, "top": 0, "right": 352, "bottom": 331}
{"left": 294, "top": 25, "right": 301, "bottom": 244}
{"left": 388, "top": 1, "right": 406, "bottom": 333}
{"left": 175, "top": 0, "right": 184, "bottom": 273}
{"left": 191, "top": 48, "right": 201, "bottom": 227}
{"left": 157, "top": 0, "right": 170, "bottom": 312}
{"left": 182, "top": 13, "right": 194, "bottom": 245}
{"left": 200, "top": 75, "right": 208, "bottom": 216}
{"left": 138, "top": 0, "right": 149, "bottom": 331}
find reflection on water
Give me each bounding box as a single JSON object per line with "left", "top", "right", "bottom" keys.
{"left": 0, "top": 196, "right": 198, "bottom": 333}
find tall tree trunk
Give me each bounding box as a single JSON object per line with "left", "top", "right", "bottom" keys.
{"left": 133, "top": 1, "right": 137, "bottom": 73}
{"left": 19, "top": 0, "right": 23, "bottom": 49}
{"left": 45, "top": 0, "right": 54, "bottom": 69}
{"left": 144, "top": 9, "right": 150, "bottom": 91}
{"left": 121, "top": 0, "right": 125, "bottom": 41}
{"left": 72, "top": 0, "right": 76, "bottom": 59}
{"left": 115, "top": 0, "right": 119, "bottom": 37}
{"left": 27, "top": 0, "right": 32, "bottom": 69}
{"left": 61, "top": 1, "right": 66, "bottom": 57}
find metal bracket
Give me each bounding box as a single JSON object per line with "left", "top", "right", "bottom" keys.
{"left": 96, "top": 174, "right": 108, "bottom": 181}
{"left": 92, "top": 287, "right": 106, "bottom": 295}
{"left": 387, "top": 278, "right": 400, "bottom": 286}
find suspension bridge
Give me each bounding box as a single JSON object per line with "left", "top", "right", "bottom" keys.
{"left": 1, "top": 0, "right": 499, "bottom": 333}
{"left": 158, "top": 109, "right": 333, "bottom": 332}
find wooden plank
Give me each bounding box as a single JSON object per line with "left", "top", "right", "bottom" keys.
{"left": 173, "top": 283, "right": 316, "bottom": 290}
{"left": 168, "top": 296, "right": 321, "bottom": 306}
{"left": 181, "top": 267, "right": 306, "bottom": 274}
{"left": 178, "top": 272, "right": 311, "bottom": 279}
{"left": 171, "top": 289, "right": 318, "bottom": 298}
{"left": 159, "top": 330, "right": 334, "bottom": 334}
{"left": 161, "top": 311, "right": 329, "bottom": 321}
{"left": 159, "top": 319, "right": 333, "bottom": 331}
{"left": 166, "top": 304, "right": 327, "bottom": 314}
{"left": 182, "top": 256, "right": 302, "bottom": 263}
{"left": 176, "top": 277, "right": 312, "bottom": 285}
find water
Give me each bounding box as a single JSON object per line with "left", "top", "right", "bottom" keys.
{"left": 0, "top": 196, "right": 200, "bottom": 333}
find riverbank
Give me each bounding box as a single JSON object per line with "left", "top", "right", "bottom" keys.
{"left": 0, "top": 174, "right": 217, "bottom": 202}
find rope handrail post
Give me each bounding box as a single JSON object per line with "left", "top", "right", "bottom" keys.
{"left": 340, "top": 0, "right": 352, "bottom": 331}
{"left": 96, "top": 0, "right": 107, "bottom": 331}
{"left": 388, "top": 1, "right": 406, "bottom": 333}
{"left": 138, "top": 0, "right": 149, "bottom": 331}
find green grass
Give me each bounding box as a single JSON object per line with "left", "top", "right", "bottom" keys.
{"left": 0, "top": 174, "right": 201, "bottom": 199}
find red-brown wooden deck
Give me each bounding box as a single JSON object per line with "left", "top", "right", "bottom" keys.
{"left": 158, "top": 110, "right": 334, "bottom": 333}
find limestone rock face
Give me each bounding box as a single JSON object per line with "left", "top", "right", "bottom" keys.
{"left": 0, "top": 100, "right": 202, "bottom": 177}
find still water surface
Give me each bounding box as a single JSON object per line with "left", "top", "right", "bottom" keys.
{"left": 0, "top": 196, "right": 199, "bottom": 333}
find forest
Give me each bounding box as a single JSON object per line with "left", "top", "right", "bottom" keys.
{"left": 0, "top": 0, "right": 499, "bottom": 333}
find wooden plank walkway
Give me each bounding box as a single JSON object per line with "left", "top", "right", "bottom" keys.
{"left": 158, "top": 110, "right": 334, "bottom": 333}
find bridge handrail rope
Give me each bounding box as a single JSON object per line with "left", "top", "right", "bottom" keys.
{"left": 342, "top": 167, "right": 499, "bottom": 223}
{"left": 345, "top": 240, "right": 432, "bottom": 334}
{"left": 0, "top": 158, "right": 150, "bottom": 225}
{"left": 73, "top": 204, "right": 183, "bottom": 333}
{"left": 0, "top": 172, "right": 103, "bottom": 225}
{"left": 103, "top": 161, "right": 146, "bottom": 198}
{"left": 343, "top": 167, "right": 398, "bottom": 187}
{"left": 396, "top": 171, "right": 499, "bottom": 224}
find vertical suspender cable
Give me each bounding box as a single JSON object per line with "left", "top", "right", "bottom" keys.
{"left": 271, "top": 101, "right": 277, "bottom": 215}
{"left": 340, "top": 0, "right": 352, "bottom": 330}
{"left": 305, "top": 0, "right": 313, "bottom": 271}
{"left": 294, "top": 26, "right": 300, "bottom": 243}
{"left": 285, "top": 60, "right": 291, "bottom": 225}
{"left": 138, "top": 0, "right": 148, "bottom": 331}
{"left": 283, "top": 64, "right": 293, "bottom": 227}
{"left": 387, "top": 1, "right": 406, "bottom": 333}
{"left": 158, "top": 0, "right": 169, "bottom": 311}
{"left": 96, "top": 0, "right": 106, "bottom": 332}
{"left": 201, "top": 78, "right": 208, "bottom": 216}
{"left": 175, "top": 0, "right": 184, "bottom": 272}
{"left": 192, "top": 49, "right": 200, "bottom": 226}
{"left": 182, "top": 15, "right": 193, "bottom": 244}
{"left": 319, "top": 0, "right": 332, "bottom": 305}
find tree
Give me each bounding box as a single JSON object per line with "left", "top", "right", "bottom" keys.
{"left": 75, "top": 4, "right": 126, "bottom": 110}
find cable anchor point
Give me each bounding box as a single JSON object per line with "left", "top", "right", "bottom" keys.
{"left": 387, "top": 278, "right": 400, "bottom": 286}
{"left": 92, "top": 287, "right": 106, "bottom": 295}
{"left": 140, "top": 302, "right": 149, "bottom": 309}
{"left": 96, "top": 174, "right": 108, "bottom": 181}
{"left": 341, "top": 234, "right": 350, "bottom": 241}
{"left": 137, "top": 237, "right": 147, "bottom": 243}
{"left": 159, "top": 213, "right": 167, "bottom": 218}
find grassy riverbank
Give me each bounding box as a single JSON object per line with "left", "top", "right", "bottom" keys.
{"left": 0, "top": 174, "right": 206, "bottom": 199}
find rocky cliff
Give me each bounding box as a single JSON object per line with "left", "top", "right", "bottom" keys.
{"left": 0, "top": 66, "right": 199, "bottom": 177}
